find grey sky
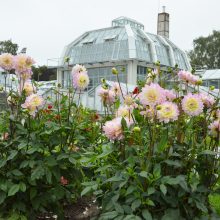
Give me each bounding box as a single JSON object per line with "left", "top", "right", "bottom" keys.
{"left": 0, "top": 0, "right": 219, "bottom": 65}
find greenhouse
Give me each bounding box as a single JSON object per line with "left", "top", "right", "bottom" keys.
{"left": 57, "top": 17, "right": 191, "bottom": 90}
{"left": 202, "top": 69, "right": 220, "bottom": 89}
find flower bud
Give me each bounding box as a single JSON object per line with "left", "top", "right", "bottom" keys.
{"left": 64, "top": 56, "right": 70, "bottom": 63}
{"left": 210, "top": 86, "right": 215, "bottom": 91}
{"left": 101, "top": 78, "right": 106, "bottom": 84}
{"left": 112, "top": 67, "right": 118, "bottom": 75}
{"left": 133, "top": 126, "right": 141, "bottom": 132}
{"left": 196, "top": 79, "right": 203, "bottom": 86}
{"left": 0, "top": 86, "right": 3, "bottom": 92}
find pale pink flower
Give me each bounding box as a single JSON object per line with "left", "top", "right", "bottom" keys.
{"left": 164, "top": 89, "right": 177, "bottom": 101}
{"left": 199, "top": 93, "right": 215, "bottom": 108}
{"left": 157, "top": 102, "right": 179, "bottom": 123}
{"left": 116, "top": 106, "right": 131, "bottom": 118}
{"left": 103, "top": 117, "right": 133, "bottom": 141}
{"left": 140, "top": 107, "right": 155, "bottom": 119}
{"left": 0, "top": 53, "right": 14, "bottom": 71}
{"left": 138, "top": 83, "right": 165, "bottom": 107}
{"left": 72, "top": 64, "right": 86, "bottom": 74}
{"left": 110, "top": 82, "right": 122, "bottom": 97}
{"left": 72, "top": 71, "right": 89, "bottom": 90}
{"left": 21, "top": 94, "right": 44, "bottom": 116}
{"left": 14, "top": 54, "right": 35, "bottom": 73}
{"left": 98, "top": 87, "right": 115, "bottom": 105}
{"left": 178, "top": 70, "right": 199, "bottom": 85}
{"left": 23, "top": 81, "right": 35, "bottom": 96}
{"left": 208, "top": 120, "right": 220, "bottom": 137}
{"left": 182, "top": 93, "right": 203, "bottom": 116}
{"left": 124, "top": 94, "right": 134, "bottom": 106}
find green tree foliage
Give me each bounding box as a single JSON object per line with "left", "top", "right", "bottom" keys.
{"left": 0, "top": 40, "right": 18, "bottom": 55}
{"left": 189, "top": 30, "right": 220, "bottom": 69}
{"left": 32, "top": 65, "right": 57, "bottom": 81}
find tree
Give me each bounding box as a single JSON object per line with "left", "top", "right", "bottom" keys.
{"left": 188, "top": 30, "right": 220, "bottom": 69}
{"left": 0, "top": 40, "right": 18, "bottom": 55}
{"left": 32, "top": 65, "right": 57, "bottom": 81}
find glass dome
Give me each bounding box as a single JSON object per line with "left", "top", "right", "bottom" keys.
{"left": 61, "top": 17, "right": 190, "bottom": 70}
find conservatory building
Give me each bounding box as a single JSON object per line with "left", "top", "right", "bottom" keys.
{"left": 57, "top": 17, "right": 191, "bottom": 90}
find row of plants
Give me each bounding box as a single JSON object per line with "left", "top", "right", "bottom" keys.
{"left": 0, "top": 53, "right": 219, "bottom": 220}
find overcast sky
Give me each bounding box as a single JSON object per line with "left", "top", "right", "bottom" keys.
{"left": 0, "top": 0, "right": 219, "bottom": 65}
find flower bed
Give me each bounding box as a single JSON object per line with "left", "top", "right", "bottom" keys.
{"left": 0, "top": 54, "right": 219, "bottom": 219}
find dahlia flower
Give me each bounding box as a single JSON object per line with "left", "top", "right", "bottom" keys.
{"left": 14, "top": 54, "right": 35, "bottom": 73}
{"left": 0, "top": 53, "right": 14, "bottom": 71}
{"left": 124, "top": 94, "right": 134, "bottom": 106}
{"left": 208, "top": 120, "right": 220, "bottom": 137}
{"left": 98, "top": 87, "right": 115, "bottom": 105}
{"left": 157, "top": 102, "right": 179, "bottom": 123}
{"left": 164, "top": 89, "right": 177, "bottom": 101}
{"left": 72, "top": 71, "right": 89, "bottom": 90}
{"left": 72, "top": 64, "right": 86, "bottom": 74}
{"left": 111, "top": 82, "right": 122, "bottom": 97}
{"left": 178, "top": 70, "right": 200, "bottom": 85}
{"left": 21, "top": 94, "right": 44, "bottom": 116}
{"left": 182, "top": 93, "right": 203, "bottom": 116}
{"left": 116, "top": 106, "right": 131, "bottom": 118}
{"left": 199, "top": 93, "right": 215, "bottom": 108}
{"left": 138, "top": 83, "right": 165, "bottom": 107}
{"left": 103, "top": 117, "right": 133, "bottom": 141}
{"left": 23, "top": 81, "right": 35, "bottom": 96}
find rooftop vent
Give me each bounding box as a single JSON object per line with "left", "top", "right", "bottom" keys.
{"left": 112, "top": 17, "right": 144, "bottom": 30}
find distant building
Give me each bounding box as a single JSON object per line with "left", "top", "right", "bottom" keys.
{"left": 57, "top": 15, "right": 191, "bottom": 89}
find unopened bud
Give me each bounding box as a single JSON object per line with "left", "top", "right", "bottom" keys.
{"left": 0, "top": 86, "right": 3, "bottom": 92}
{"left": 101, "top": 78, "right": 106, "bottom": 84}
{"left": 64, "top": 56, "right": 70, "bottom": 63}
{"left": 112, "top": 67, "right": 118, "bottom": 75}
{"left": 133, "top": 126, "right": 141, "bottom": 132}
{"left": 155, "top": 61, "right": 160, "bottom": 66}
{"left": 210, "top": 86, "right": 215, "bottom": 91}
{"left": 196, "top": 79, "right": 203, "bottom": 86}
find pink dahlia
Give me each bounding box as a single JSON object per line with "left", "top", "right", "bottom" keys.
{"left": 14, "top": 54, "right": 35, "bottom": 73}
{"left": 138, "top": 83, "right": 165, "bottom": 107}
{"left": 182, "top": 93, "right": 204, "bottom": 116}
{"left": 72, "top": 71, "right": 89, "bottom": 90}
{"left": 111, "top": 82, "right": 122, "bottom": 97}
{"left": 23, "top": 81, "right": 35, "bottom": 96}
{"left": 157, "top": 101, "right": 179, "bottom": 123}
{"left": 103, "top": 117, "right": 133, "bottom": 141}
{"left": 0, "top": 53, "right": 14, "bottom": 71}
{"left": 208, "top": 120, "right": 220, "bottom": 137}
{"left": 178, "top": 70, "right": 200, "bottom": 85}
{"left": 199, "top": 93, "right": 215, "bottom": 108}
{"left": 21, "top": 94, "right": 44, "bottom": 116}
{"left": 72, "top": 64, "right": 86, "bottom": 74}
{"left": 98, "top": 87, "right": 115, "bottom": 105}
{"left": 164, "top": 89, "right": 177, "bottom": 101}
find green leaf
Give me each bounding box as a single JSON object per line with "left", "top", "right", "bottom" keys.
{"left": 0, "top": 191, "right": 6, "bottom": 204}
{"left": 69, "top": 157, "right": 76, "bottom": 165}
{"left": 19, "top": 182, "right": 26, "bottom": 192}
{"left": 156, "top": 133, "right": 168, "bottom": 152}
{"left": 164, "top": 160, "right": 182, "bottom": 168}
{"left": 145, "top": 199, "right": 155, "bottom": 206}
{"left": 100, "top": 211, "right": 118, "bottom": 219}
{"left": 30, "top": 188, "right": 37, "bottom": 200}
{"left": 81, "top": 186, "right": 92, "bottom": 196}
{"left": 7, "top": 150, "right": 18, "bottom": 161}
{"left": 139, "top": 171, "right": 148, "bottom": 178}
{"left": 160, "top": 184, "right": 167, "bottom": 195}
{"left": 105, "top": 175, "right": 123, "bottom": 183}
{"left": 142, "top": 209, "right": 152, "bottom": 220}
{"left": 131, "top": 199, "right": 141, "bottom": 211}
{"left": 147, "top": 187, "right": 155, "bottom": 195}
{"left": 199, "top": 150, "right": 217, "bottom": 155}
{"left": 8, "top": 184, "right": 20, "bottom": 196}
{"left": 11, "top": 169, "right": 23, "bottom": 176}
{"left": 45, "top": 156, "right": 57, "bottom": 166}
{"left": 195, "top": 201, "right": 208, "bottom": 213}
{"left": 31, "top": 165, "right": 45, "bottom": 180}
